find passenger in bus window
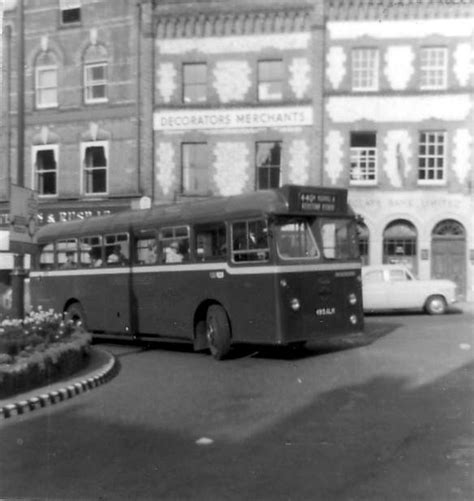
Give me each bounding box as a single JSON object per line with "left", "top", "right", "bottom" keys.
{"left": 62, "top": 251, "right": 76, "bottom": 269}
{"left": 107, "top": 244, "right": 128, "bottom": 265}
{"left": 165, "top": 241, "right": 183, "bottom": 263}
{"left": 90, "top": 248, "right": 103, "bottom": 267}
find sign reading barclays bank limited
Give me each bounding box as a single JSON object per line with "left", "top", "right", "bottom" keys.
{"left": 154, "top": 105, "right": 313, "bottom": 131}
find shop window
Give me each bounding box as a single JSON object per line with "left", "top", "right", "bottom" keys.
{"left": 420, "top": 47, "right": 447, "bottom": 90}
{"left": 33, "top": 145, "right": 58, "bottom": 196}
{"left": 183, "top": 63, "right": 207, "bottom": 103}
{"left": 258, "top": 60, "right": 283, "bottom": 101}
{"left": 60, "top": 0, "right": 81, "bottom": 25}
{"left": 350, "top": 132, "right": 377, "bottom": 184}
{"left": 194, "top": 223, "right": 227, "bottom": 262}
{"left": 81, "top": 141, "right": 108, "bottom": 194}
{"left": 256, "top": 141, "right": 281, "bottom": 190}
{"left": 351, "top": 48, "right": 379, "bottom": 91}
{"left": 418, "top": 131, "right": 445, "bottom": 184}
{"left": 232, "top": 219, "right": 269, "bottom": 262}
{"left": 383, "top": 220, "right": 417, "bottom": 273}
{"left": 181, "top": 143, "right": 209, "bottom": 195}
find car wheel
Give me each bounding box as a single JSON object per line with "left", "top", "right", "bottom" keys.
{"left": 425, "top": 295, "right": 447, "bottom": 315}
{"left": 206, "top": 305, "right": 231, "bottom": 360}
{"left": 65, "top": 302, "right": 87, "bottom": 329}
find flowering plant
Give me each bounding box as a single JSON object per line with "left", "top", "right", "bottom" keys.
{"left": 0, "top": 307, "right": 80, "bottom": 360}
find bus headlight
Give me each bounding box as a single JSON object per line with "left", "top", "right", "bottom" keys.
{"left": 348, "top": 293, "right": 357, "bottom": 305}
{"left": 350, "top": 314, "right": 358, "bottom": 325}
{"left": 289, "top": 298, "right": 301, "bottom": 311}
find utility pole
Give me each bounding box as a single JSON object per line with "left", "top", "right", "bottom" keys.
{"left": 11, "top": 0, "right": 26, "bottom": 319}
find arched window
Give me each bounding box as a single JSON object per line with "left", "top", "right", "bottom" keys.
{"left": 35, "top": 51, "right": 58, "bottom": 109}
{"left": 432, "top": 219, "right": 465, "bottom": 238}
{"left": 83, "top": 44, "right": 108, "bottom": 104}
{"left": 357, "top": 222, "right": 369, "bottom": 265}
{"left": 383, "top": 219, "right": 417, "bottom": 273}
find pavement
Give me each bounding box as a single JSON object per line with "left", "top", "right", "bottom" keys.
{"left": 0, "top": 346, "right": 118, "bottom": 420}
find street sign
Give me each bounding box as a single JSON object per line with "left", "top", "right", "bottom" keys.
{"left": 9, "top": 185, "right": 39, "bottom": 253}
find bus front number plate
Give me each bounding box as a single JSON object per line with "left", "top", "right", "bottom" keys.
{"left": 316, "top": 307, "right": 335, "bottom": 316}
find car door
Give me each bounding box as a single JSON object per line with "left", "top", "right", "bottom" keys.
{"left": 362, "top": 269, "right": 388, "bottom": 310}
{"left": 387, "top": 268, "right": 419, "bottom": 309}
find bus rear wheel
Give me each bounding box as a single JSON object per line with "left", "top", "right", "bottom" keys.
{"left": 206, "top": 305, "right": 231, "bottom": 360}
{"left": 65, "top": 302, "right": 87, "bottom": 330}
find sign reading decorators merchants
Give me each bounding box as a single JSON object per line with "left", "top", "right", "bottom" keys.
{"left": 9, "top": 185, "right": 39, "bottom": 254}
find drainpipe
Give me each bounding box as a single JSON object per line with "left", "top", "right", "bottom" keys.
{"left": 136, "top": 1, "right": 142, "bottom": 196}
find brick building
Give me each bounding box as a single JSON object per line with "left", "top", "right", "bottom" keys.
{"left": 1, "top": 0, "right": 473, "bottom": 299}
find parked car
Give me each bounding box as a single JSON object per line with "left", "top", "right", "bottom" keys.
{"left": 362, "top": 265, "right": 457, "bottom": 314}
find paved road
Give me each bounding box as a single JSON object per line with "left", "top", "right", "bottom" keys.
{"left": 0, "top": 308, "right": 473, "bottom": 500}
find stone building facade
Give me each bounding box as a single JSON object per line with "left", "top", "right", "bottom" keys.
{"left": 1, "top": 0, "right": 473, "bottom": 299}
{"left": 324, "top": 0, "right": 474, "bottom": 299}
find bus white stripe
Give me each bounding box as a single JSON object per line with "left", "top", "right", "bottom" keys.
{"left": 29, "top": 262, "right": 361, "bottom": 278}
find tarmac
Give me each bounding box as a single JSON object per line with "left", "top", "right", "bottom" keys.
{"left": 0, "top": 301, "right": 472, "bottom": 420}
{"left": 0, "top": 347, "right": 118, "bottom": 420}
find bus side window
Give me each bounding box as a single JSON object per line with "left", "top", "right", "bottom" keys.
{"left": 194, "top": 223, "right": 226, "bottom": 261}
{"left": 57, "top": 239, "right": 78, "bottom": 269}
{"left": 39, "top": 243, "right": 55, "bottom": 270}
{"left": 79, "top": 236, "right": 103, "bottom": 267}
{"left": 232, "top": 219, "right": 269, "bottom": 263}
{"left": 135, "top": 236, "right": 157, "bottom": 265}
{"left": 159, "top": 226, "right": 190, "bottom": 264}
{"left": 105, "top": 233, "right": 130, "bottom": 266}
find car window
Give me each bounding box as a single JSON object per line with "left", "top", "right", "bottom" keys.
{"left": 389, "top": 269, "right": 408, "bottom": 281}
{"left": 364, "top": 270, "right": 384, "bottom": 283}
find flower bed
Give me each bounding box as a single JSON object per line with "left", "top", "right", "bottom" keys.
{"left": 0, "top": 308, "right": 92, "bottom": 399}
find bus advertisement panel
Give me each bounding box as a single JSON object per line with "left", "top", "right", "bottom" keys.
{"left": 29, "top": 185, "right": 364, "bottom": 359}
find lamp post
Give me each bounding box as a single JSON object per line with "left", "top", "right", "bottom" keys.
{"left": 11, "top": 0, "right": 26, "bottom": 319}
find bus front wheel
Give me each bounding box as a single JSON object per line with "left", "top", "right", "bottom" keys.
{"left": 206, "top": 305, "right": 231, "bottom": 360}
{"left": 65, "top": 302, "right": 87, "bottom": 330}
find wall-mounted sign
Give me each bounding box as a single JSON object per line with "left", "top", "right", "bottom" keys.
{"left": 154, "top": 105, "right": 313, "bottom": 131}
{"left": 9, "top": 185, "right": 39, "bottom": 253}
{"left": 421, "top": 249, "right": 429, "bottom": 260}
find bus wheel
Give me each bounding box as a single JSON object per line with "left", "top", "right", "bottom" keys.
{"left": 206, "top": 305, "right": 231, "bottom": 360}
{"left": 65, "top": 302, "right": 87, "bottom": 330}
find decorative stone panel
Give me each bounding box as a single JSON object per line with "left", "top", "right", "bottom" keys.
{"left": 383, "top": 130, "right": 412, "bottom": 188}
{"left": 212, "top": 61, "right": 251, "bottom": 103}
{"left": 326, "top": 46, "right": 346, "bottom": 90}
{"left": 157, "top": 63, "right": 177, "bottom": 103}
{"left": 384, "top": 46, "right": 414, "bottom": 90}
{"left": 155, "top": 142, "right": 176, "bottom": 196}
{"left": 289, "top": 58, "right": 310, "bottom": 99}
{"left": 453, "top": 129, "right": 472, "bottom": 184}
{"left": 454, "top": 43, "right": 473, "bottom": 87}
{"left": 213, "top": 142, "right": 249, "bottom": 196}
{"left": 288, "top": 139, "right": 309, "bottom": 185}
{"left": 324, "top": 130, "right": 344, "bottom": 186}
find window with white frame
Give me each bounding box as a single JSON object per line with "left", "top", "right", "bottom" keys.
{"left": 256, "top": 141, "right": 282, "bottom": 189}
{"left": 181, "top": 143, "right": 209, "bottom": 195}
{"left": 350, "top": 132, "right": 377, "bottom": 184}
{"left": 258, "top": 60, "right": 283, "bottom": 101}
{"left": 183, "top": 63, "right": 207, "bottom": 103}
{"left": 351, "top": 48, "right": 379, "bottom": 91}
{"left": 32, "top": 145, "right": 58, "bottom": 196}
{"left": 420, "top": 47, "right": 447, "bottom": 90}
{"left": 418, "top": 131, "right": 446, "bottom": 183}
{"left": 81, "top": 141, "right": 108, "bottom": 194}
{"left": 59, "top": 0, "right": 81, "bottom": 25}
{"left": 35, "top": 65, "right": 58, "bottom": 109}
{"left": 84, "top": 62, "right": 108, "bottom": 103}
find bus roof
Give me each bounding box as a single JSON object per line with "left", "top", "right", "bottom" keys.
{"left": 34, "top": 185, "right": 351, "bottom": 243}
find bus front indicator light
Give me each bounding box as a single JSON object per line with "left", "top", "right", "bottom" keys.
{"left": 290, "top": 298, "right": 301, "bottom": 311}
{"left": 348, "top": 293, "right": 357, "bottom": 305}
{"left": 350, "top": 315, "right": 357, "bottom": 325}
